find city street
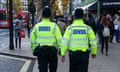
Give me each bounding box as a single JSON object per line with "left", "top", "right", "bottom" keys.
{"left": 0, "top": 29, "right": 120, "bottom": 72}
{"left": 34, "top": 41, "right": 120, "bottom": 72}
{"left": 0, "top": 29, "right": 9, "bottom": 49}
{"left": 0, "top": 0, "right": 120, "bottom": 72}
{"left": 56, "top": 41, "right": 120, "bottom": 72}
{"left": 0, "top": 28, "right": 35, "bottom": 72}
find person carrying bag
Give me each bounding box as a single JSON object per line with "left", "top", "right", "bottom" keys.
{"left": 18, "top": 29, "right": 25, "bottom": 38}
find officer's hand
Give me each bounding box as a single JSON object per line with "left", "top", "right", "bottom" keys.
{"left": 91, "top": 54, "right": 96, "bottom": 59}
{"left": 33, "top": 46, "right": 40, "bottom": 56}
{"left": 61, "top": 56, "right": 65, "bottom": 63}
{"left": 58, "top": 50, "right": 61, "bottom": 56}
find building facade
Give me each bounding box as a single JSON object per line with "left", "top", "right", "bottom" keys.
{"left": 0, "top": 0, "right": 6, "bottom": 9}
{"left": 19, "top": 0, "right": 28, "bottom": 10}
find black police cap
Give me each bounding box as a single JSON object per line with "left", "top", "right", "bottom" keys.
{"left": 74, "top": 8, "right": 83, "bottom": 19}
{"left": 42, "top": 6, "right": 51, "bottom": 18}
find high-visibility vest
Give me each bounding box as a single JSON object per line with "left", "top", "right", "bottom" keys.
{"left": 30, "top": 18, "right": 62, "bottom": 52}
{"left": 61, "top": 19, "right": 97, "bottom": 56}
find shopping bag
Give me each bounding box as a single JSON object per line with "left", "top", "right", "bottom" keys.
{"left": 18, "top": 29, "right": 25, "bottom": 38}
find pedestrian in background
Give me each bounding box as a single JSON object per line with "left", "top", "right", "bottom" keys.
{"left": 100, "top": 15, "right": 111, "bottom": 56}
{"left": 85, "top": 14, "right": 96, "bottom": 34}
{"left": 56, "top": 18, "right": 66, "bottom": 36}
{"left": 61, "top": 8, "right": 97, "bottom": 72}
{"left": 30, "top": 6, "right": 62, "bottom": 72}
{"left": 106, "top": 14, "right": 114, "bottom": 43}
{"left": 114, "top": 15, "right": 120, "bottom": 43}
{"left": 14, "top": 18, "right": 22, "bottom": 49}
{"left": 96, "top": 16, "right": 102, "bottom": 45}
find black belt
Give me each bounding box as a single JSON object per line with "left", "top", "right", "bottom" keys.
{"left": 40, "top": 45, "right": 56, "bottom": 49}
{"left": 69, "top": 50, "right": 90, "bottom": 55}
{"left": 40, "top": 45, "right": 57, "bottom": 52}
{"left": 33, "top": 45, "right": 57, "bottom": 56}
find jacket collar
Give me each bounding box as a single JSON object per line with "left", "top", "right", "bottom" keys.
{"left": 42, "top": 18, "right": 50, "bottom": 22}
{"left": 73, "top": 19, "right": 84, "bottom": 25}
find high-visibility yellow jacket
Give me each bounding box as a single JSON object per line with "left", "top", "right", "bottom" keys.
{"left": 61, "top": 19, "right": 97, "bottom": 56}
{"left": 30, "top": 18, "right": 62, "bottom": 52}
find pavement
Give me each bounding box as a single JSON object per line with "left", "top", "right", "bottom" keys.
{"left": 0, "top": 36, "right": 36, "bottom": 72}
{"left": 0, "top": 35, "right": 120, "bottom": 72}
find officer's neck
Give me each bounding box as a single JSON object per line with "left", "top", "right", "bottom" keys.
{"left": 74, "top": 19, "right": 83, "bottom": 22}
{"left": 42, "top": 18, "right": 50, "bottom": 21}
{"left": 75, "top": 18, "right": 83, "bottom": 20}
{"left": 73, "top": 19, "right": 84, "bottom": 24}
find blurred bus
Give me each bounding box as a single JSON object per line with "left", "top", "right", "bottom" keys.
{"left": 18, "top": 11, "right": 29, "bottom": 25}
{"left": 0, "top": 9, "right": 10, "bottom": 28}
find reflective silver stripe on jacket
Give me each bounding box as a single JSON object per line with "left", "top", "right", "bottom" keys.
{"left": 63, "top": 37, "right": 69, "bottom": 41}
{"left": 90, "top": 38, "right": 97, "bottom": 42}
{"left": 36, "top": 36, "right": 55, "bottom": 39}
{"left": 70, "top": 38, "right": 88, "bottom": 41}
{"left": 69, "top": 26, "right": 88, "bottom": 29}
{"left": 31, "top": 40, "right": 36, "bottom": 43}
{"left": 91, "top": 44, "right": 97, "bottom": 47}
{"left": 62, "top": 41, "right": 68, "bottom": 45}
{"left": 36, "top": 42, "right": 55, "bottom": 45}
{"left": 70, "top": 44, "right": 88, "bottom": 46}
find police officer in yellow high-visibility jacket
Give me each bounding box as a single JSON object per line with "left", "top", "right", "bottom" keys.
{"left": 30, "top": 6, "right": 62, "bottom": 72}
{"left": 61, "top": 8, "right": 97, "bottom": 72}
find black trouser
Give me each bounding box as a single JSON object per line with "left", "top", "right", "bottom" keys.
{"left": 15, "top": 37, "right": 21, "bottom": 48}
{"left": 69, "top": 50, "right": 89, "bottom": 72}
{"left": 110, "top": 31, "right": 114, "bottom": 43}
{"left": 37, "top": 46, "right": 58, "bottom": 72}
{"left": 101, "top": 36, "right": 109, "bottom": 54}
{"left": 98, "top": 31, "right": 102, "bottom": 44}
{"left": 110, "top": 34, "right": 114, "bottom": 42}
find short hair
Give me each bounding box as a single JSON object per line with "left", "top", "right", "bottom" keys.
{"left": 42, "top": 6, "right": 51, "bottom": 18}
{"left": 74, "top": 8, "right": 83, "bottom": 19}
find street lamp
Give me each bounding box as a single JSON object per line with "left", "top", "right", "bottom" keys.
{"left": 28, "top": 0, "right": 36, "bottom": 26}
{"left": 31, "top": 0, "right": 35, "bottom": 26}
{"left": 69, "top": 0, "right": 72, "bottom": 14}
{"left": 97, "top": 0, "right": 100, "bottom": 17}
{"left": 9, "top": 0, "right": 14, "bottom": 50}
{"left": 6, "top": 0, "right": 9, "bottom": 10}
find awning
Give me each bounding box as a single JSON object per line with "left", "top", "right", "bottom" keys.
{"left": 80, "top": 1, "right": 97, "bottom": 10}
{"left": 88, "top": 2, "right": 97, "bottom": 10}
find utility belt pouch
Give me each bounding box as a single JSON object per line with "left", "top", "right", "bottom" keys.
{"left": 33, "top": 45, "right": 41, "bottom": 56}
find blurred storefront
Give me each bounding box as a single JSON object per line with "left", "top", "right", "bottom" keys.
{"left": 101, "top": 0, "right": 120, "bottom": 15}
{"left": 89, "top": 0, "right": 120, "bottom": 16}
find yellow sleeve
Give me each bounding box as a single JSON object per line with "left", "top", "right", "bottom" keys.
{"left": 88, "top": 26, "right": 98, "bottom": 55}
{"left": 30, "top": 25, "right": 38, "bottom": 52}
{"left": 55, "top": 25, "right": 62, "bottom": 48}
{"left": 61, "top": 26, "right": 71, "bottom": 56}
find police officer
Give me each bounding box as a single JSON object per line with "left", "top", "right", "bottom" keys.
{"left": 61, "top": 8, "right": 98, "bottom": 72}
{"left": 30, "top": 6, "right": 62, "bottom": 72}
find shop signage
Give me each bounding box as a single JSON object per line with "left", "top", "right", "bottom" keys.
{"left": 101, "top": 0, "right": 120, "bottom": 8}
{"left": 102, "top": 2, "right": 120, "bottom": 6}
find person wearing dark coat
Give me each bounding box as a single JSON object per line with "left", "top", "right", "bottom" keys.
{"left": 85, "top": 14, "right": 96, "bottom": 35}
